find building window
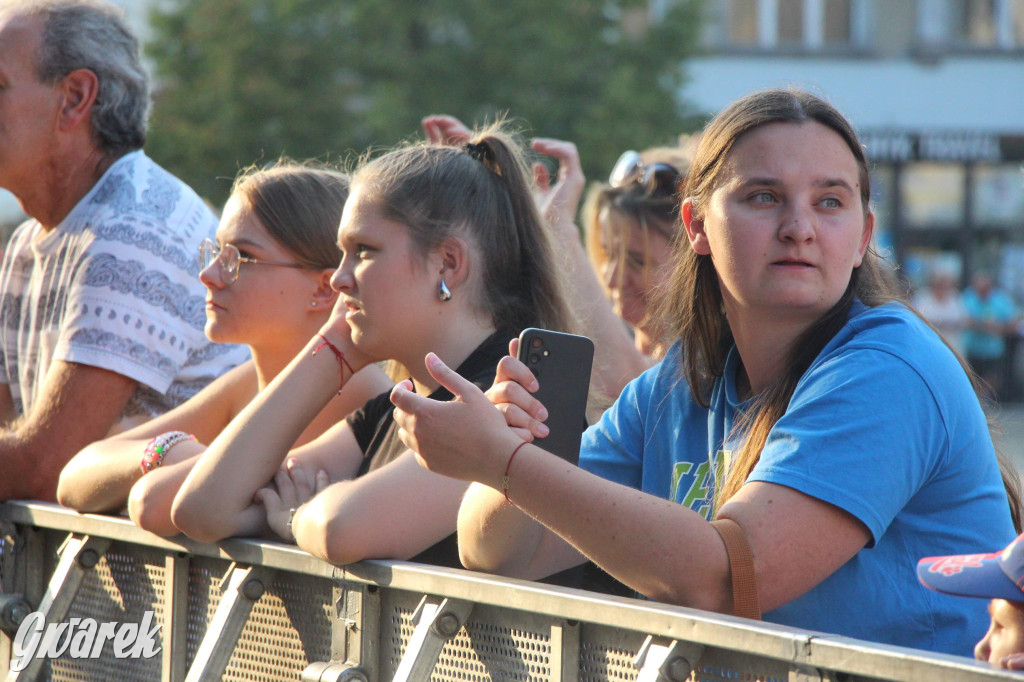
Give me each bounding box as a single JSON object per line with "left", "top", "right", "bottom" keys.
{"left": 721, "top": 0, "right": 857, "bottom": 49}
{"left": 953, "top": 0, "right": 999, "bottom": 45}
{"left": 973, "top": 163, "right": 1024, "bottom": 226}
{"left": 901, "top": 163, "right": 966, "bottom": 228}
{"left": 922, "top": 0, "right": 1024, "bottom": 48}
{"left": 824, "top": 0, "right": 853, "bottom": 42}
{"left": 728, "top": 0, "right": 759, "bottom": 44}
{"left": 778, "top": 0, "right": 805, "bottom": 44}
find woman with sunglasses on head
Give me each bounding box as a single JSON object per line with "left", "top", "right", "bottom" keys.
{"left": 57, "top": 163, "right": 392, "bottom": 530}
{"left": 532, "top": 139, "right": 695, "bottom": 399}
{"left": 167, "top": 122, "right": 573, "bottom": 568}
{"left": 582, "top": 144, "right": 695, "bottom": 362}
{"left": 394, "top": 89, "right": 1022, "bottom": 655}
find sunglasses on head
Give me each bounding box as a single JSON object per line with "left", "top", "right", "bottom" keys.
{"left": 608, "top": 150, "right": 681, "bottom": 199}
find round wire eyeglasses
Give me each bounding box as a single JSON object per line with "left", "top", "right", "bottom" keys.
{"left": 198, "top": 237, "right": 311, "bottom": 285}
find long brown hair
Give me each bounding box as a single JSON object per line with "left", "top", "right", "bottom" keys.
{"left": 231, "top": 160, "right": 347, "bottom": 270}
{"left": 656, "top": 88, "right": 1022, "bottom": 528}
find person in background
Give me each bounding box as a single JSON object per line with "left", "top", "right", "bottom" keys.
{"left": 962, "top": 271, "right": 1018, "bottom": 401}
{"left": 911, "top": 268, "right": 968, "bottom": 357}
{"left": 0, "top": 0, "right": 247, "bottom": 501}
{"left": 167, "top": 123, "right": 575, "bottom": 571}
{"left": 394, "top": 88, "right": 1020, "bottom": 655}
{"left": 580, "top": 143, "right": 696, "bottom": 364}
{"left": 918, "top": 533, "right": 1024, "bottom": 668}
{"left": 56, "top": 164, "right": 391, "bottom": 529}
{"left": 423, "top": 114, "right": 694, "bottom": 399}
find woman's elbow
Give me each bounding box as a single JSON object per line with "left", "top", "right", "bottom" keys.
{"left": 55, "top": 466, "right": 82, "bottom": 510}
{"left": 168, "top": 495, "right": 229, "bottom": 544}
{"left": 127, "top": 481, "right": 179, "bottom": 537}
{"left": 641, "top": 579, "right": 727, "bottom": 613}
{"left": 296, "top": 501, "right": 368, "bottom": 566}
{"left": 56, "top": 451, "right": 101, "bottom": 511}
{"left": 457, "top": 542, "right": 495, "bottom": 573}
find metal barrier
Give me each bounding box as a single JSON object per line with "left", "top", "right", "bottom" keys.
{"left": 0, "top": 501, "right": 1016, "bottom": 681}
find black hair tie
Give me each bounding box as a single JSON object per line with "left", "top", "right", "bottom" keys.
{"left": 464, "top": 141, "right": 493, "bottom": 164}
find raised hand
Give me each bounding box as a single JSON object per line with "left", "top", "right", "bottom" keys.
{"left": 530, "top": 138, "right": 586, "bottom": 233}
{"left": 421, "top": 114, "right": 473, "bottom": 145}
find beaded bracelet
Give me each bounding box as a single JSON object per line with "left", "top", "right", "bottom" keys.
{"left": 312, "top": 333, "right": 355, "bottom": 394}
{"left": 140, "top": 431, "right": 196, "bottom": 473}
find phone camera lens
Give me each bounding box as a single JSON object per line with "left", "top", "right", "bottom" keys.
{"left": 531, "top": 337, "right": 543, "bottom": 349}
{"left": 529, "top": 353, "right": 540, "bottom": 364}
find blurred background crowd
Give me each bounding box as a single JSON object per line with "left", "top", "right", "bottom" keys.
{"left": 1, "top": 0, "right": 1023, "bottom": 398}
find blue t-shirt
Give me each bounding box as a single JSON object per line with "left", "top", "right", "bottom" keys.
{"left": 580, "top": 300, "right": 1015, "bottom": 656}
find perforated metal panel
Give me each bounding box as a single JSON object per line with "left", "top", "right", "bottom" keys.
{"left": 578, "top": 627, "right": 642, "bottom": 681}
{"left": 47, "top": 542, "right": 166, "bottom": 682}
{"left": 185, "top": 556, "right": 333, "bottom": 681}
{"left": 690, "top": 646, "right": 790, "bottom": 682}
{"left": 381, "top": 592, "right": 562, "bottom": 681}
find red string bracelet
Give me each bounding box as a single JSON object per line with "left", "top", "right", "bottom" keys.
{"left": 312, "top": 333, "right": 355, "bottom": 394}
{"left": 501, "top": 441, "right": 528, "bottom": 503}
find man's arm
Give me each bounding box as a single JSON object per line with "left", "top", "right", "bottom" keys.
{"left": 0, "top": 360, "right": 137, "bottom": 501}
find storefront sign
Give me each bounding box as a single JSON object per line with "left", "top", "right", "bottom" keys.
{"left": 861, "top": 131, "right": 1024, "bottom": 163}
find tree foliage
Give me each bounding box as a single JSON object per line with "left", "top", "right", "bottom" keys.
{"left": 145, "top": 0, "right": 704, "bottom": 205}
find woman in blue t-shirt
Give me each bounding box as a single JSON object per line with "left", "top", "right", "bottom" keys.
{"left": 390, "top": 88, "right": 1022, "bottom": 656}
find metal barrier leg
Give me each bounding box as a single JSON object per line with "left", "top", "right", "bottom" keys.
{"left": 391, "top": 595, "right": 473, "bottom": 682}
{"left": 183, "top": 563, "right": 275, "bottom": 682}
{"left": 4, "top": 533, "right": 111, "bottom": 682}
{"left": 551, "top": 619, "right": 580, "bottom": 682}
{"left": 300, "top": 583, "right": 378, "bottom": 682}
{"left": 162, "top": 552, "right": 190, "bottom": 682}
{"left": 634, "top": 635, "right": 704, "bottom": 682}
{"left": 790, "top": 664, "right": 837, "bottom": 682}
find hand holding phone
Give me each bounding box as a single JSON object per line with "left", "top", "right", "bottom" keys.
{"left": 516, "top": 328, "right": 593, "bottom": 465}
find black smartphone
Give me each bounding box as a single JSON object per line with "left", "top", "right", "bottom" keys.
{"left": 516, "top": 328, "right": 594, "bottom": 465}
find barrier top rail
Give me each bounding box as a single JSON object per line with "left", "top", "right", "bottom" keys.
{"left": 0, "top": 501, "right": 1018, "bottom": 681}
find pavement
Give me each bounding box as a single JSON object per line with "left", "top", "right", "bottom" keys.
{"left": 990, "top": 401, "right": 1024, "bottom": 474}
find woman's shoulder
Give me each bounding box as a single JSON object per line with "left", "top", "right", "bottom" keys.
{"left": 818, "top": 301, "right": 976, "bottom": 402}
{"left": 841, "top": 301, "right": 955, "bottom": 359}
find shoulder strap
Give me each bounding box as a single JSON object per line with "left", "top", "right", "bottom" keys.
{"left": 710, "top": 518, "right": 761, "bottom": 620}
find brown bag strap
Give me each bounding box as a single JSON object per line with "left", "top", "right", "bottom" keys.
{"left": 710, "top": 518, "right": 761, "bottom": 620}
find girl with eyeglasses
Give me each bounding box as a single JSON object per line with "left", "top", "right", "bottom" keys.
{"left": 392, "top": 89, "right": 1022, "bottom": 655}
{"left": 166, "top": 122, "right": 575, "bottom": 569}
{"left": 57, "top": 163, "right": 392, "bottom": 528}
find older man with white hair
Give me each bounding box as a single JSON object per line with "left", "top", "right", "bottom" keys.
{"left": 0, "top": 0, "right": 247, "bottom": 500}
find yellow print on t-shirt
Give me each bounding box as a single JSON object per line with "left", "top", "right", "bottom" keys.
{"left": 669, "top": 450, "right": 729, "bottom": 520}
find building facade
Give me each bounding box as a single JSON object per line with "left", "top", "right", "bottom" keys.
{"left": 683, "top": 0, "right": 1024, "bottom": 296}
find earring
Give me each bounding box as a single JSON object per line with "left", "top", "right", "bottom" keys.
{"left": 439, "top": 279, "right": 452, "bottom": 302}
{"left": 311, "top": 301, "right": 318, "bottom": 307}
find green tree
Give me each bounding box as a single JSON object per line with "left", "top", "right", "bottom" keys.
{"left": 146, "top": 0, "right": 704, "bottom": 205}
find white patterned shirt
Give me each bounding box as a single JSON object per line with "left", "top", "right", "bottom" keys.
{"left": 0, "top": 150, "right": 249, "bottom": 421}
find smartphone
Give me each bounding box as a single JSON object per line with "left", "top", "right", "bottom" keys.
{"left": 516, "top": 328, "right": 594, "bottom": 465}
